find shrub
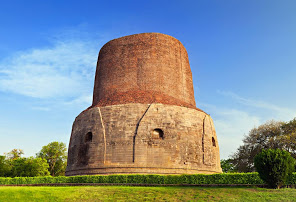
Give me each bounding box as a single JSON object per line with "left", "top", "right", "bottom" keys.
{"left": 254, "top": 149, "right": 295, "bottom": 188}
{"left": 0, "top": 173, "right": 269, "bottom": 185}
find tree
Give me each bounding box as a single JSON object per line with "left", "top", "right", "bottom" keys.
{"left": 6, "top": 149, "right": 24, "bottom": 160}
{"left": 37, "top": 142, "right": 67, "bottom": 176}
{"left": 0, "top": 155, "right": 11, "bottom": 177}
{"left": 279, "top": 118, "right": 296, "bottom": 158}
{"left": 26, "top": 157, "right": 50, "bottom": 177}
{"left": 220, "top": 159, "right": 237, "bottom": 173}
{"left": 254, "top": 149, "right": 295, "bottom": 189}
{"left": 231, "top": 119, "right": 296, "bottom": 172}
{"left": 9, "top": 157, "right": 50, "bottom": 177}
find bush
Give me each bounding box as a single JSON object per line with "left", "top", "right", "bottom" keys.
{"left": 0, "top": 173, "right": 270, "bottom": 185}
{"left": 254, "top": 149, "right": 295, "bottom": 188}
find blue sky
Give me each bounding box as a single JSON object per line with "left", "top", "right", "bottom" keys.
{"left": 0, "top": 0, "right": 296, "bottom": 159}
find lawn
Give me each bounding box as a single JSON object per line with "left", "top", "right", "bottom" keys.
{"left": 0, "top": 186, "right": 295, "bottom": 201}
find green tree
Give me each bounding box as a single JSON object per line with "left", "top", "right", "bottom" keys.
{"left": 37, "top": 142, "right": 67, "bottom": 176}
{"left": 10, "top": 157, "right": 50, "bottom": 177}
{"left": 6, "top": 149, "right": 24, "bottom": 160}
{"left": 220, "top": 159, "right": 236, "bottom": 173}
{"left": 27, "top": 157, "right": 50, "bottom": 176}
{"left": 0, "top": 155, "right": 11, "bottom": 177}
{"left": 231, "top": 120, "right": 296, "bottom": 172}
{"left": 279, "top": 118, "right": 296, "bottom": 158}
{"left": 254, "top": 149, "right": 295, "bottom": 189}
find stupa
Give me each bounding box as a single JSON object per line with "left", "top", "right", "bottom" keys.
{"left": 66, "top": 33, "right": 222, "bottom": 175}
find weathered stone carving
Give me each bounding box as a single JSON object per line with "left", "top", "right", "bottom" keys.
{"left": 66, "top": 33, "right": 222, "bottom": 176}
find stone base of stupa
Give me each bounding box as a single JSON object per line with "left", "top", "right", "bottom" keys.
{"left": 65, "top": 103, "right": 222, "bottom": 176}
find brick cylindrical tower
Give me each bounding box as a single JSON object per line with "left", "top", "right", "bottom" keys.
{"left": 92, "top": 33, "right": 196, "bottom": 109}
{"left": 66, "top": 33, "right": 222, "bottom": 176}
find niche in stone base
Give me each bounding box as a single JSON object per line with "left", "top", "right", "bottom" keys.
{"left": 152, "top": 128, "right": 164, "bottom": 139}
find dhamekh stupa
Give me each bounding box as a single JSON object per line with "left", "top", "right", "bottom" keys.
{"left": 66, "top": 33, "right": 222, "bottom": 176}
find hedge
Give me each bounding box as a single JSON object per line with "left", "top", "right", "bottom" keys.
{"left": 0, "top": 173, "right": 295, "bottom": 185}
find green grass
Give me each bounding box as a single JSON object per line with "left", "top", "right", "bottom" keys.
{"left": 0, "top": 186, "right": 296, "bottom": 201}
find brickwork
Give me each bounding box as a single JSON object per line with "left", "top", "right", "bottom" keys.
{"left": 92, "top": 33, "right": 196, "bottom": 108}
{"left": 66, "top": 33, "right": 222, "bottom": 176}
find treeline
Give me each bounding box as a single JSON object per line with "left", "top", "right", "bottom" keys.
{"left": 0, "top": 142, "right": 67, "bottom": 177}
{"left": 222, "top": 118, "right": 296, "bottom": 173}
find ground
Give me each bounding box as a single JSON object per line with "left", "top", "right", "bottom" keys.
{"left": 0, "top": 186, "right": 296, "bottom": 201}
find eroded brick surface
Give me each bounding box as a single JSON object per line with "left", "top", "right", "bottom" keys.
{"left": 92, "top": 33, "right": 196, "bottom": 108}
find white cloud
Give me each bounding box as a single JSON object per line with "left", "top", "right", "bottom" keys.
{"left": 63, "top": 94, "right": 93, "bottom": 106}
{"left": 218, "top": 90, "right": 296, "bottom": 121}
{"left": 215, "top": 110, "right": 261, "bottom": 159}
{"left": 200, "top": 91, "right": 296, "bottom": 159}
{"left": 0, "top": 38, "right": 99, "bottom": 100}
{"left": 214, "top": 109, "right": 260, "bottom": 136}
{"left": 200, "top": 103, "right": 261, "bottom": 159}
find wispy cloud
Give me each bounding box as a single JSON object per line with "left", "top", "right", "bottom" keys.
{"left": 0, "top": 33, "right": 102, "bottom": 104}
{"left": 201, "top": 91, "right": 296, "bottom": 159}
{"left": 62, "top": 94, "right": 93, "bottom": 106}
{"left": 200, "top": 103, "right": 261, "bottom": 159}
{"left": 218, "top": 90, "right": 296, "bottom": 121}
